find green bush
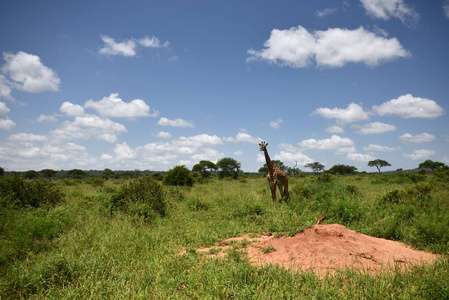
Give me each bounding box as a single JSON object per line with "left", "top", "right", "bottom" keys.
{"left": 317, "top": 173, "right": 333, "bottom": 183}
{"left": 109, "top": 177, "right": 166, "bottom": 221}
{"left": 379, "top": 183, "right": 433, "bottom": 205}
{"left": 163, "top": 166, "right": 194, "bottom": 186}
{"left": 0, "top": 176, "right": 64, "bottom": 208}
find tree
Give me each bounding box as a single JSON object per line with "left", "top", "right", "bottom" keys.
{"left": 304, "top": 162, "right": 324, "bottom": 175}
{"left": 192, "top": 160, "right": 217, "bottom": 178}
{"left": 258, "top": 160, "right": 287, "bottom": 174}
{"left": 216, "top": 157, "right": 241, "bottom": 179}
{"left": 24, "top": 170, "right": 39, "bottom": 179}
{"left": 40, "top": 169, "right": 57, "bottom": 179}
{"left": 0, "top": 167, "right": 4, "bottom": 177}
{"left": 163, "top": 165, "right": 194, "bottom": 186}
{"left": 102, "top": 168, "right": 115, "bottom": 180}
{"left": 66, "top": 169, "right": 87, "bottom": 179}
{"left": 368, "top": 159, "right": 391, "bottom": 174}
{"left": 418, "top": 160, "right": 445, "bottom": 172}
{"left": 328, "top": 164, "right": 357, "bottom": 175}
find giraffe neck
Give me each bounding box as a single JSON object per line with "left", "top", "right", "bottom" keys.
{"left": 263, "top": 149, "right": 275, "bottom": 175}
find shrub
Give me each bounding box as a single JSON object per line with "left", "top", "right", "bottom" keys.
{"left": 110, "top": 177, "right": 166, "bottom": 221}
{"left": 379, "top": 183, "right": 433, "bottom": 205}
{"left": 163, "top": 166, "right": 194, "bottom": 186}
{"left": 0, "top": 176, "right": 64, "bottom": 208}
{"left": 292, "top": 184, "right": 313, "bottom": 199}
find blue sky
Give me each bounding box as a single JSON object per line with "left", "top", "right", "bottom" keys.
{"left": 0, "top": 0, "right": 448, "bottom": 172}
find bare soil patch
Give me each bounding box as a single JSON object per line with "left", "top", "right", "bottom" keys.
{"left": 189, "top": 224, "right": 439, "bottom": 275}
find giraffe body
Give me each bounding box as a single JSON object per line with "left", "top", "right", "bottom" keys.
{"left": 259, "top": 141, "right": 290, "bottom": 205}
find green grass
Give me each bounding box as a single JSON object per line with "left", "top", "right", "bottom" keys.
{"left": 1, "top": 173, "right": 448, "bottom": 299}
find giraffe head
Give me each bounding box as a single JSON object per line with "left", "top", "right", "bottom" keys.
{"left": 259, "top": 141, "right": 268, "bottom": 151}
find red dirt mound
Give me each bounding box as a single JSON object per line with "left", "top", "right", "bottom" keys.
{"left": 191, "top": 224, "right": 439, "bottom": 275}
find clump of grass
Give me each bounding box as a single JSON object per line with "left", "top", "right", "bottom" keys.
{"left": 262, "top": 246, "right": 275, "bottom": 254}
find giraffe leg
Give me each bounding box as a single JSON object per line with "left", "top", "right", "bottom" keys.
{"left": 284, "top": 180, "right": 290, "bottom": 201}
{"left": 277, "top": 181, "right": 284, "bottom": 202}
{"left": 269, "top": 181, "right": 277, "bottom": 205}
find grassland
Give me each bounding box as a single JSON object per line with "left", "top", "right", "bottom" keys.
{"left": 1, "top": 172, "right": 448, "bottom": 299}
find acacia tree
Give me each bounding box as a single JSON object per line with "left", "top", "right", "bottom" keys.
{"left": 304, "top": 162, "right": 324, "bottom": 175}
{"left": 192, "top": 160, "right": 217, "bottom": 178}
{"left": 418, "top": 160, "right": 445, "bottom": 172}
{"left": 368, "top": 159, "right": 391, "bottom": 174}
{"left": 328, "top": 164, "right": 357, "bottom": 175}
{"left": 216, "top": 157, "right": 241, "bottom": 179}
{"left": 40, "top": 169, "right": 57, "bottom": 179}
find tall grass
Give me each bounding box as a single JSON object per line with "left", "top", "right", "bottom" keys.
{"left": 1, "top": 173, "right": 448, "bottom": 298}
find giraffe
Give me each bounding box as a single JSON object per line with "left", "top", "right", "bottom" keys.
{"left": 259, "top": 141, "right": 290, "bottom": 205}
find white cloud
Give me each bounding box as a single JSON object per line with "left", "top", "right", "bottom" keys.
{"left": 372, "top": 94, "right": 445, "bottom": 119}
{"left": 273, "top": 147, "right": 314, "bottom": 166}
{"left": 444, "top": 1, "right": 449, "bottom": 19}
{"left": 352, "top": 121, "right": 397, "bottom": 134}
{"left": 2, "top": 51, "right": 60, "bottom": 93}
{"left": 84, "top": 93, "right": 156, "bottom": 119}
{"left": 8, "top": 133, "right": 47, "bottom": 142}
{"left": 233, "top": 150, "right": 243, "bottom": 156}
{"left": 313, "top": 103, "right": 369, "bottom": 123}
{"left": 37, "top": 114, "right": 58, "bottom": 122}
{"left": 153, "top": 131, "right": 172, "bottom": 139}
{"left": 191, "top": 148, "right": 224, "bottom": 163}
{"left": 325, "top": 125, "right": 345, "bottom": 133}
{"left": 157, "top": 117, "right": 194, "bottom": 128}
{"left": 60, "top": 101, "right": 85, "bottom": 116}
{"left": 113, "top": 142, "right": 136, "bottom": 160}
{"left": 360, "top": 0, "right": 419, "bottom": 23}
{"left": 363, "top": 144, "right": 400, "bottom": 152}
{"left": 99, "top": 35, "right": 137, "bottom": 56}
{"left": 346, "top": 152, "right": 376, "bottom": 162}
{"left": 269, "top": 119, "right": 283, "bottom": 129}
{"left": 247, "top": 26, "right": 410, "bottom": 68}
{"left": 138, "top": 36, "right": 169, "bottom": 48}
{"left": 298, "top": 135, "right": 355, "bottom": 153}
{"left": 48, "top": 114, "right": 127, "bottom": 143}
{"left": 0, "top": 75, "right": 13, "bottom": 101}
{"left": 316, "top": 8, "right": 338, "bottom": 17}
{"left": 173, "top": 134, "right": 223, "bottom": 148}
{"left": 399, "top": 132, "right": 436, "bottom": 144}
{"left": 403, "top": 149, "right": 436, "bottom": 161}
{"left": 224, "top": 132, "right": 262, "bottom": 144}
{"left": 0, "top": 102, "right": 15, "bottom": 130}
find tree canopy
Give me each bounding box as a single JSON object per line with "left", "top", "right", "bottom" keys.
{"left": 418, "top": 160, "right": 445, "bottom": 172}
{"left": 216, "top": 157, "right": 241, "bottom": 179}
{"left": 304, "top": 162, "right": 324, "bottom": 175}
{"left": 368, "top": 159, "right": 391, "bottom": 174}
{"left": 328, "top": 164, "right": 357, "bottom": 175}
{"left": 192, "top": 160, "right": 217, "bottom": 178}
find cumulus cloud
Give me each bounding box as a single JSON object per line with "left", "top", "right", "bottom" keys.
{"left": 224, "top": 132, "right": 262, "bottom": 144}
{"left": 99, "top": 35, "right": 137, "bottom": 56}
{"left": 48, "top": 114, "right": 127, "bottom": 143}
{"left": 360, "top": 0, "right": 419, "bottom": 23}
{"left": 247, "top": 26, "right": 410, "bottom": 68}
{"left": 8, "top": 133, "right": 47, "bottom": 142}
{"left": 2, "top": 51, "right": 60, "bottom": 93}
{"left": 363, "top": 144, "right": 400, "bottom": 152}
{"left": 399, "top": 132, "right": 436, "bottom": 144}
{"left": 0, "top": 102, "right": 15, "bottom": 130}
{"left": 60, "top": 101, "right": 85, "bottom": 116}
{"left": 157, "top": 117, "right": 194, "bottom": 128}
{"left": 298, "top": 135, "right": 355, "bottom": 153}
{"left": 313, "top": 103, "right": 369, "bottom": 123}
{"left": 372, "top": 94, "right": 445, "bottom": 119}
{"left": 346, "top": 152, "right": 376, "bottom": 162}
{"left": 272, "top": 144, "right": 314, "bottom": 166}
{"left": 269, "top": 119, "right": 283, "bottom": 129}
{"left": 316, "top": 8, "right": 338, "bottom": 17}
{"left": 352, "top": 121, "right": 397, "bottom": 134}
{"left": 0, "top": 75, "right": 14, "bottom": 101}
{"left": 403, "top": 149, "right": 436, "bottom": 161}
{"left": 37, "top": 114, "right": 58, "bottom": 122}
{"left": 191, "top": 148, "right": 224, "bottom": 162}
{"left": 85, "top": 93, "right": 156, "bottom": 119}
{"left": 173, "top": 134, "right": 223, "bottom": 148}
{"left": 138, "top": 36, "right": 170, "bottom": 48}
{"left": 444, "top": 1, "right": 449, "bottom": 19}
{"left": 152, "top": 131, "right": 172, "bottom": 139}
{"left": 325, "top": 125, "right": 345, "bottom": 133}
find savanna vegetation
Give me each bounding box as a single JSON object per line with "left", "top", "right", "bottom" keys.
{"left": 1, "top": 165, "right": 448, "bottom": 299}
